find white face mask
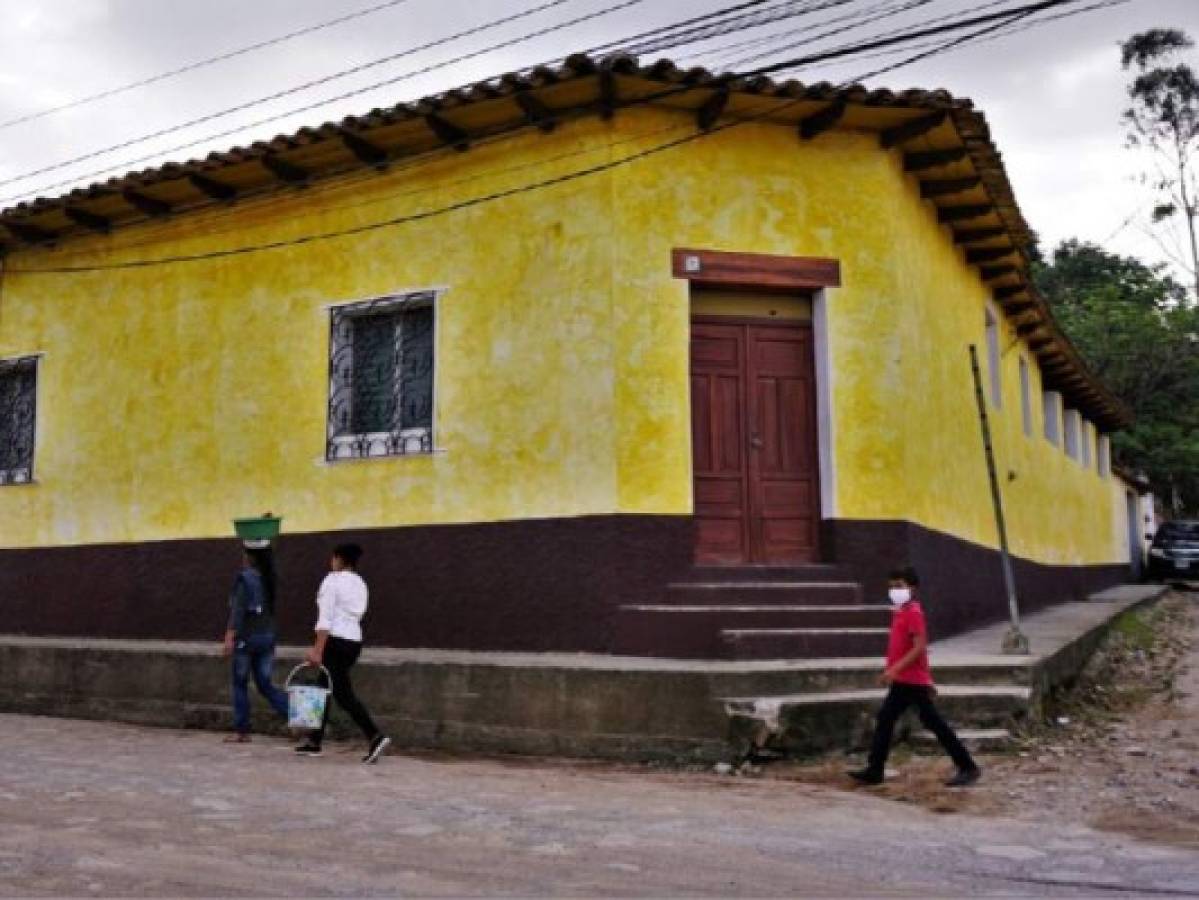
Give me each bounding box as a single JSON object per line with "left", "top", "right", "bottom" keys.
{"left": 888, "top": 587, "right": 912, "bottom": 606}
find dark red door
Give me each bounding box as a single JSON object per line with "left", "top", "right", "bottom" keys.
{"left": 691, "top": 320, "right": 820, "bottom": 565}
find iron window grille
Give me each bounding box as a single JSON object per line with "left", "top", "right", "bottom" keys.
{"left": 326, "top": 291, "right": 436, "bottom": 461}
{"left": 0, "top": 355, "right": 38, "bottom": 485}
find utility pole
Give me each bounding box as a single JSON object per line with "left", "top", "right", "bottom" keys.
{"left": 968, "top": 345, "right": 1029, "bottom": 655}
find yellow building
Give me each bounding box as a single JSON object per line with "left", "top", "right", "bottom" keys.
{"left": 0, "top": 55, "right": 1137, "bottom": 657}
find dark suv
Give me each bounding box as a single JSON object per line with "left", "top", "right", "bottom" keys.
{"left": 1148, "top": 521, "right": 1199, "bottom": 580}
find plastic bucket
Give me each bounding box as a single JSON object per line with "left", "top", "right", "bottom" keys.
{"left": 234, "top": 516, "right": 282, "bottom": 541}
{"left": 285, "top": 664, "right": 331, "bottom": 730}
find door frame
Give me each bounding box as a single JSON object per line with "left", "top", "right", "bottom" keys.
{"left": 691, "top": 315, "right": 823, "bottom": 564}
{"left": 674, "top": 248, "right": 841, "bottom": 533}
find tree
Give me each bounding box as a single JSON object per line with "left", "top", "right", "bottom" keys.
{"left": 1120, "top": 29, "right": 1199, "bottom": 298}
{"left": 1035, "top": 240, "right": 1199, "bottom": 513}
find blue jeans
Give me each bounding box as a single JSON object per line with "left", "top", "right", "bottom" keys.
{"left": 231, "top": 632, "right": 289, "bottom": 733}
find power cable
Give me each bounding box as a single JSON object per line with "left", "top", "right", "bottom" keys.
{"left": 6, "top": 0, "right": 1098, "bottom": 275}
{"left": 0, "top": 0, "right": 584, "bottom": 192}
{"left": 0, "top": 0, "right": 419, "bottom": 132}
{"left": 703, "top": 0, "right": 932, "bottom": 68}
{"left": 714, "top": 0, "right": 939, "bottom": 70}
{"left": 1, "top": 0, "right": 846, "bottom": 206}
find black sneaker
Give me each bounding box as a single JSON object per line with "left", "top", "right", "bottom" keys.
{"left": 944, "top": 767, "right": 981, "bottom": 787}
{"left": 848, "top": 768, "right": 883, "bottom": 785}
{"left": 294, "top": 741, "right": 323, "bottom": 757}
{"left": 363, "top": 734, "right": 391, "bottom": 764}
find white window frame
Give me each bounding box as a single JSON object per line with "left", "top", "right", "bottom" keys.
{"left": 1043, "top": 389, "right": 1062, "bottom": 446}
{"left": 0, "top": 354, "right": 39, "bottom": 486}
{"left": 985, "top": 304, "right": 1002, "bottom": 408}
{"left": 1063, "top": 408, "right": 1081, "bottom": 460}
{"left": 1018, "top": 356, "right": 1033, "bottom": 437}
{"left": 1098, "top": 434, "right": 1112, "bottom": 478}
{"left": 325, "top": 289, "right": 440, "bottom": 462}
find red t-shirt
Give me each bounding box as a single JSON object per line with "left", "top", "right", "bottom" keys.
{"left": 886, "top": 599, "right": 934, "bottom": 686}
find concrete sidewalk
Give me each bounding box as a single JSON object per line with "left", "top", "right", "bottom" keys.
{"left": 0, "top": 584, "right": 1169, "bottom": 762}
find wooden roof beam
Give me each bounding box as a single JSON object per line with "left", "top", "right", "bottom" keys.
{"left": 880, "top": 111, "right": 947, "bottom": 149}
{"left": 64, "top": 206, "right": 111, "bottom": 233}
{"left": 938, "top": 204, "right": 993, "bottom": 224}
{"left": 339, "top": 129, "right": 389, "bottom": 170}
{"left": 188, "top": 173, "right": 237, "bottom": 202}
{"left": 4, "top": 220, "right": 54, "bottom": 244}
{"left": 515, "top": 91, "right": 558, "bottom": 133}
{"left": 598, "top": 70, "right": 617, "bottom": 120}
{"left": 920, "top": 176, "right": 981, "bottom": 199}
{"left": 980, "top": 264, "right": 1019, "bottom": 281}
{"left": 953, "top": 226, "right": 1008, "bottom": 245}
{"left": 1003, "top": 301, "right": 1037, "bottom": 316}
{"left": 904, "top": 147, "right": 968, "bottom": 171}
{"left": 261, "top": 154, "right": 309, "bottom": 186}
{"left": 966, "top": 245, "right": 1015, "bottom": 264}
{"left": 799, "top": 100, "right": 846, "bottom": 141}
{"left": 994, "top": 284, "right": 1027, "bottom": 300}
{"left": 1016, "top": 322, "right": 1045, "bottom": 338}
{"left": 122, "top": 188, "right": 172, "bottom": 217}
{"left": 425, "top": 113, "right": 470, "bottom": 151}
{"left": 696, "top": 87, "right": 729, "bottom": 132}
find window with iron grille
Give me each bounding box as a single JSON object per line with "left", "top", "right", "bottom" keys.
{"left": 326, "top": 291, "right": 436, "bottom": 461}
{"left": 0, "top": 356, "right": 38, "bottom": 485}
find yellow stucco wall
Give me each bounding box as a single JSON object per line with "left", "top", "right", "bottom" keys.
{"left": 0, "top": 106, "right": 1125, "bottom": 565}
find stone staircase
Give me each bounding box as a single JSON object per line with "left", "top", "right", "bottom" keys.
{"left": 612, "top": 565, "right": 890, "bottom": 660}
{"left": 724, "top": 683, "right": 1030, "bottom": 758}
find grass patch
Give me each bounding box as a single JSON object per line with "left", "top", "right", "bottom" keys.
{"left": 1111, "top": 608, "right": 1157, "bottom": 651}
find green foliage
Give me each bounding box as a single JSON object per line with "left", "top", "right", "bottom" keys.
{"left": 1034, "top": 240, "right": 1199, "bottom": 512}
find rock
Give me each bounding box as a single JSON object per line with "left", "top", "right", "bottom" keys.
{"left": 1126, "top": 746, "right": 1148, "bottom": 757}
{"left": 713, "top": 763, "right": 733, "bottom": 776}
{"left": 1056, "top": 717, "right": 1071, "bottom": 726}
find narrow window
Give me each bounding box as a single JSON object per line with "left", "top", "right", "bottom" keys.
{"left": 1098, "top": 434, "right": 1112, "bottom": 478}
{"left": 985, "top": 306, "right": 1002, "bottom": 408}
{"left": 0, "top": 355, "right": 38, "bottom": 485}
{"left": 1043, "top": 390, "right": 1061, "bottom": 445}
{"left": 1080, "top": 420, "right": 1092, "bottom": 468}
{"left": 327, "top": 291, "right": 436, "bottom": 461}
{"left": 1018, "top": 357, "right": 1033, "bottom": 437}
{"left": 1064, "top": 409, "right": 1080, "bottom": 460}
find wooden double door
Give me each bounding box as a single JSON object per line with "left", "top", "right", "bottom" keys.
{"left": 690, "top": 318, "right": 821, "bottom": 565}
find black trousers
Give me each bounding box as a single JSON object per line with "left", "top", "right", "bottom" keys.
{"left": 314, "top": 636, "right": 380, "bottom": 745}
{"left": 866, "top": 683, "right": 977, "bottom": 774}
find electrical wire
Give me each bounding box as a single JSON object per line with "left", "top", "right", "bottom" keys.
{"left": 5, "top": 0, "right": 1099, "bottom": 276}
{"left": 0, "top": 0, "right": 847, "bottom": 206}
{"left": 0, "top": 0, "right": 419, "bottom": 132}
{"left": 0, "top": 0, "right": 584, "bottom": 192}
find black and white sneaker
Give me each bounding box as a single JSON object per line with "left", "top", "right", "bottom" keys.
{"left": 294, "top": 741, "right": 323, "bottom": 756}
{"left": 363, "top": 735, "right": 391, "bottom": 764}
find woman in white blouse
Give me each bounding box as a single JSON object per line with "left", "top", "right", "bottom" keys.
{"left": 294, "top": 543, "right": 390, "bottom": 763}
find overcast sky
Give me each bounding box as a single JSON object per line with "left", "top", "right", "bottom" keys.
{"left": 1, "top": 0, "right": 1197, "bottom": 278}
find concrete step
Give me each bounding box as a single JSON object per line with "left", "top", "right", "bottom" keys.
{"left": 910, "top": 727, "right": 1013, "bottom": 753}
{"left": 611, "top": 606, "right": 891, "bottom": 658}
{"left": 682, "top": 564, "right": 858, "bottom": 584}
{"left": 725, "top": 685, "right": 1031, "bottom": 757}
{"left": 720, "top": 627, "right": 890, "bottom": 659}
{"left": 664, "top": 581, "right": 865, "bottom": 607}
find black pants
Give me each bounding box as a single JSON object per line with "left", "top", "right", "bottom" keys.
{"left": 866, "top": 683, "right": 977, "bottom": 775}
{"left": 314, "top": 636, "right": 380, "bottom": 746}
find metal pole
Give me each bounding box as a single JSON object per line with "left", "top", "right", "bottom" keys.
{"left": 968, "top": 345, "right": 1029, "bottom": 655}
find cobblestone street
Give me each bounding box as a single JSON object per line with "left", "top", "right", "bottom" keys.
{"left": 2, "top": 714, "right": 1198, "bottom": 897}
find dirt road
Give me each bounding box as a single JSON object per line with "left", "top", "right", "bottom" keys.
{"left": 2, "top": 709, "right": 1198, "bottom": 897}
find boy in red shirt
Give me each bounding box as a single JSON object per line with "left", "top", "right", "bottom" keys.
{"left": 849, "top": 566, "right": 981, "bottom": 787}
